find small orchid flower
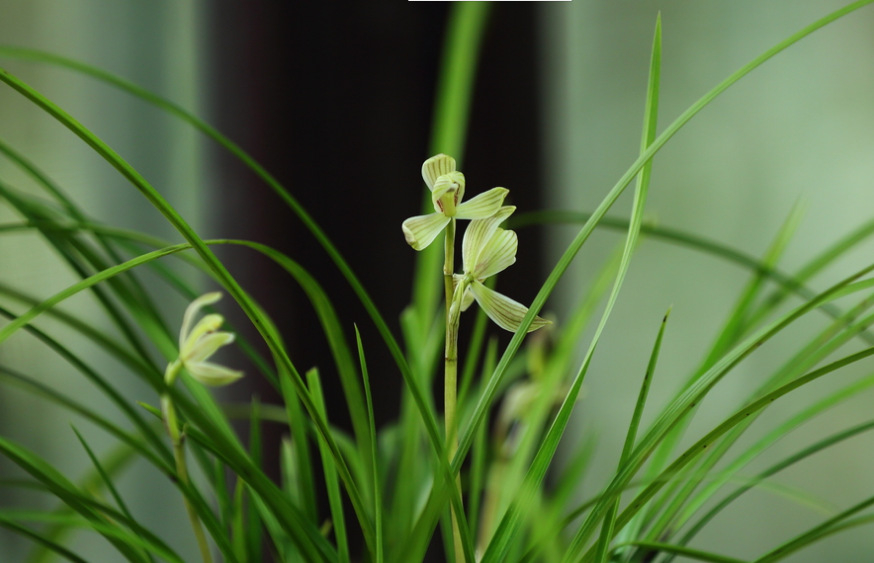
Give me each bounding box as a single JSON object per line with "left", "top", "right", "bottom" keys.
{"left": 172, "top": 292, "right": 243, "bottom": 387}
{"left": 452, "top": 206, "right": 550, "bottom": 333}
{"left": 402, "top": 154, "right": 509, "bottom": 250}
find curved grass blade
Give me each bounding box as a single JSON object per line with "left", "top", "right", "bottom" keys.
{"left": 0, "top": 67, "right": 456, "bottom": 556}
{"left": 677, "top": 416, "right": 874, "bottom": 552}
{"left": 509, "top": 210, "right": 874, "bottom": 346}
{"left": 0, "top": 218, "right": 281, "bottom": 391}
{"left": 647, "top": 297, "right": 874, "bottom": 555}
{"left": 354, "top": 326, "right": 384, "bottom": 563}
{"left": 594, "top": 16, "right": 661, "bottom": 563}
{"left": 672, "top": 352, "right": 874, "bottom": 540}
{"left": 600, "top": 308, "right": 669, "bottom": 563}
{"left": 307, "top": 369, "right": 351, "bottom": 563}
{"left": 0, "top": 441, "right": 155, "bottom": 563}
{"left": 0, "top": 510, "right": 184, "bottom": 563}
{"left": 0, "top": 518, "right": 90, "bottom": 563}
{"left": 0, "top": 241, "right": 336, "bottom": 562}
{"left": 750, "top": 214, "right": 874, "bottom": 329}
{"left": 0, "top": 231, "right": 374, "bottom": 555}
{"left": 0, "top": 138, "right": 172, "bottom": 348}
{"left": 0, "top": 48, "right": 450, "bottom": 486}
{"left": 0, "top": 307, "right": 172, "bottom": 469}
{"left": 0, "top": 277, "right": 162, "bottom": 383}
{"left": 635, "top": 205, "right": 811, "bottom": 547}
{"left": 615, "top": 541, "right": 746, "bottom": 563}
{"left": 604, "top": 345, "right": 874, "bottom": 558}
{"left": 566, "top": 262, "right": 874, "bottom": 562}
{"left": 752, "top": 492, "right": 874, "bottom": 563}
{"left": 483, "top": 14, "right": 662, "bottom": 563}
{"left": 0, "top": 181, "right": 164, "bottom": 379}
{"left": 71, "top": 427, "right": 155, "bottom": 563}
{"left": 455, "top": 4, "right": 874, "bottom": 518}
{"left": 756, "top": 513, "right": 874, "bottom": 563}
{"left": 21, "top": 441, "right": 138, "bottom": 563}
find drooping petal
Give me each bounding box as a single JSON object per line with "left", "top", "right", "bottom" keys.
{"left": 454, "top": 187, "right": 509, "bottom": 220}
{"left": 462, "top": 206, "right": 515, "bottom": 274}
{"left": 422, "top": 154, "right": 456, "bottom": 191}
{"left": 469, "top": 280, "right": 550, "bottom": 333}
{"left": 179, "top": 292, "right": 222, "bottom": 349}
{"left": 184, "top": 332, "right": 236, "bottom": 364}
{"left": 402, "top": 212, "right": 452, "bottom": 251}
{"left": 186, "top": 361, "right": 244, "bottom": 387}
{"left": 474, "top": 228, "right": 517, "bottom": 280}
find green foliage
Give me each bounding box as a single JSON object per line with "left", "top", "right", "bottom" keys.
{"left": 1, "top": 2, "right": 874, "bottom": 562}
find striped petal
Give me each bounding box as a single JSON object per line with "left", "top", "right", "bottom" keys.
{"left": 422, "top": 154, "right": 456, "bottom": 191}
{"left": 186, "top": 361, "right": 244, "bottom": 387}
{"left": 469, "top": 280, "right": 550, "bottom": 333}
{"left": 454, "top": 187, "right": 509, "bottom": 220}
{"left": 474, "top": 228, "right": 517, "bottom": 279}
{"left": 462, "top": 206, "right": 515, "bottom": 274}
{"left": 402, "top": 212, "right": 451, "bottom": 251}
{"left": 184, "top": 331, "right": 235, "bottom": 364}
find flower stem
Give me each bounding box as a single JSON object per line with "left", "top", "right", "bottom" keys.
{"left": 162, "top": 361, "right": 214, "bottom": 563}
{"left": 443, "top": 218, "right": 466, "bottom": 563}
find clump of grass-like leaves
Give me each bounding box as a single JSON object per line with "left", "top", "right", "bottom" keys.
{"left": 1, "top": 2, "right": 874, "bottom": 563}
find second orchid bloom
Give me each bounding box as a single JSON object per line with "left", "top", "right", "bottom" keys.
{"left": 452, "top": 206, "right": 550, "bottom": 333}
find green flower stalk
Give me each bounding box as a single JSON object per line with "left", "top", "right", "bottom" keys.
{"left": 162, "top": 292, "right": 243, "bottom": 563}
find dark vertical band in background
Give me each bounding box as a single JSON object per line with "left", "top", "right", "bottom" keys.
{"left": 205, "top": 3, "right": 542, "bottom": 559}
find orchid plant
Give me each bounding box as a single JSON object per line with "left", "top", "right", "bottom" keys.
{"left": 1, "top": 3, "right": 874, "bottom": 563}
{"left": 403, "top": 155, "right": 549, "bottom": 561}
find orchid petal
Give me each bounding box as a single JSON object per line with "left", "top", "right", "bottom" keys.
{"left": 181, "top": 314, "right": 224, "bottom": 356}
{"left": 184, "top": 332, "right": 235, "bottom": 364}
{"left": 186, "top": 361, "right": 244, "bottom": 387}
{"left": 454, "top": 187, "right": 509, "bottom": 220}
{"left": 474, "top": 228, "right": 517, "bottom": 280}
{"left": 422, "top": 154, "right": 456, "bottom": 191}
{"left": 179, "top": 292, "right": 222, "bottom": 349}
{"left": 462, "top": 206, "right": 515, "bottom": 274}
{"left": 402, "top": 212, "right": 451, "bottom": 251}
{"left": 470, "top": 280, "right": 550, "bottom": 333}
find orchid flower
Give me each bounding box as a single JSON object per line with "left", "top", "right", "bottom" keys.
{"left": 172, "top": 292, "right": 243, "bottom": 387}
{"left": 452, "top": 206, "right": 550, "bottom": 333}
{"left": 402, "top": 154, "right": 509, "bottom": 250}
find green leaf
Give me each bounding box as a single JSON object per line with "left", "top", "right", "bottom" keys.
{"left": 0, "top": 46, "right": 451, "bottom": 503}
{"left": 307, "top": 369, "right": 351, "bottom": 563}
{"left": 355, "top": 326, "right": 384, "bottom": 563}
{"left": 594, "top": 16, "right": 661, "bottom": 563}
{"left": 71, "top": 427, "right": 154, "bottom": 563}
{"left": 614, "top": 542, "right": 747, "bottom": 563}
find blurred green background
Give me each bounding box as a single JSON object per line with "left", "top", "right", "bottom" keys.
{"left": 0, "top": 1, "right": 872, "bottom": 561}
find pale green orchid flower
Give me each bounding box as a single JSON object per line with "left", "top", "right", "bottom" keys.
{"left": 452, "top": 206, "right": 550, "bottom": 333}
{"left": 402, "top": 154, "right": 509, "bottom": 250}
{"left": 172, "top": 292, "right": 243, "bottom": 387}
